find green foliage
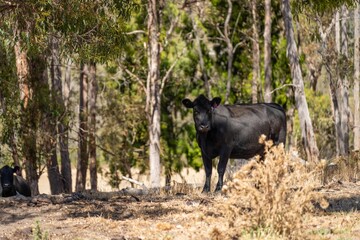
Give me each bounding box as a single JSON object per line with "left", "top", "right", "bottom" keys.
{"left": 272, "top": 37, "right": 293, "bottom": 108}
{"left": 33, "top": 220, "right": 49, "bottom": 240}
{"left": 292, "top": 88, "right": 335, "bottom": 159}
{"left": 0, "top": 35, "right": 22, "bottom": 165}
{"left": 305, "top": 89, "right": 335, "bottom": 159}
{"left": 98, "top": 68, "right": 147, "bottom": 188}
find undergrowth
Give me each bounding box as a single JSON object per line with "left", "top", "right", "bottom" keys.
{"left": 220, "top": 136, "right": 328, "bottom": 239}
{"left": 33, "top": 220, "right": 49, "bottom": 240}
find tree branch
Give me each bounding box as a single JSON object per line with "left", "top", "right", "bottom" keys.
{"left": 265, "top": 84, "right": 299, "bottom": 96}
{"left": 123, "top": 68, "right": 146, "bottom": 93}
{"left": 125, "top": 30, "right": 146, "bottom": 35}
{"left": 159, "top": 47, "right": 187, "bottom": 96}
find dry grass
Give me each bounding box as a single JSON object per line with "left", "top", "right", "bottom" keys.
{"left": 322, "top": 150, "right": 360, "bottom": 184}
{"left": 220, "top": 136, "right": 328, "bottom": 239}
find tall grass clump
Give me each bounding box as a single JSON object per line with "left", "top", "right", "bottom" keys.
{"left": 222, "top": 136, "right": 328, "bottom": 239}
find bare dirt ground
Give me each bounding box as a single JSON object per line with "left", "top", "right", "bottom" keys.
{"left": 0, "top": 180, "right": 360, "bottom": 240}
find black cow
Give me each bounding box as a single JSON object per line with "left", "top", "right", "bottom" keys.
{"left": 182, "top": 95, "right": 286, "bottom": 192}
{"left": 0, "top": 165, "right": 31, "bottom": 197}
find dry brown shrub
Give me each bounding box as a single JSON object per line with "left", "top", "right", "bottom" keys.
{"left": 321, "top": 150, "right": 360, "bottom": 184}
{"left": 221, "top": 137, "right": 327, "bottom": 239}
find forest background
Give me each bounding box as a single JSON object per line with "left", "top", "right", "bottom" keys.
{"left": 0, "top": 0, "right": 359, "bottom": 195}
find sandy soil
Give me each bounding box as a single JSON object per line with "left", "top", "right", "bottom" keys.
{"left": 0, "top": 179, "right": 360, "bottom": 240}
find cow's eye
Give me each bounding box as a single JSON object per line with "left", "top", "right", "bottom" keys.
{"left": 194, "top": 110, "right": 199, "bottom": 115}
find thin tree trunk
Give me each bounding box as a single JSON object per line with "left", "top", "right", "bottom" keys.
{"left": 224, "top": 0, "right": 233, "bottom": 104}
{"left": 329, "top": 74, "right": 341, "bottom": 155}
{"left": 14, "top": 40, "right": 30, "bottom": 108}
{"left": 330, "top": 12, "right": 341, "bottom": 154}
{"left": 76, "top": 63, "right": 89, "bottom": 192}
{"left": 355, "top": 3, "right": 360, "bottom": 151}
{"left": 251, "top": 0, "right": 260, "bottom": 103}
{"left": 147, "top": 0, "right": 161, "bottom": 188}
{"left": 339, "top": 6, "right": 350, "bottom": 156}
{"left": 88, "top": 62, "right": 97, "bottom": 191}
{"left": 48, "top": 35, "right": 65, "bottom": 194}
{"left": 57, "top": 58, "right": 72, "bottom": 193}
{"left": 334, "top": 8, "right": 350, "bottom": 156}
{"left": 264, "top": 0, "right": 272, "bottom": 103}
{"left": 281, "top": 0, "right": 319, "bottom": 162}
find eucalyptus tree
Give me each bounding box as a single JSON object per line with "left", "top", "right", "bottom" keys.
{"left": 281, "top": 0, "right": 319, "bottom": 162}
{"left": 296, "top": 0, "right": 356, "bottom": 158}
{"left": 0, "top": 0, "right": 134, "bottom": 194}
{"left": 264, "top": 0, "right": 272, "bottom": 103}
{"left": 251, "top": 0, "right": 260, "bottom": 103}
{"left": 334, "top": 6, "right": 350, "bottom": 156}
{"left": 355, "top": 3, "right": 360, "bottom": 151}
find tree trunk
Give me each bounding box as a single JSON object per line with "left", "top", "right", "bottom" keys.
{"left": 264, "top": 0, "right": 272, "bottom": 103}
{"left": 224, "top": 0, "right": 233, "bottom": 104}
{"left": 14, "top": 32, "right": 40, "bottom": 195}
{"left": 48, "top": 35, "right": 65, "bottom": 194}
{"left": 281, "top": 0, "right": 319, "bottom": 162}
{"left": 329, "top": 74, "right": 341, "bottom": 155}
{"left": 14, "top": 39, "right": 30, "bottom": 108}
{"left": 76, "top": 63, "right": 89, "bottom": 192}
{"left": 339, "top": 6, "right": 350, "bottom": 156}
{"left": 334, "top": 8, "right": 350, "bottom": 156}
{"left": 355, "top": 3, "right": 360, "bottom": 151}
{"left": 88, "top": 62, "right": 97, "bottom": 191}
{"left": 25, "top": 53, "right": 52, "bottom": 196}
{"left": 330, "top": 13, "right": 341, "bottom": 155}
{"left": 251, "top": 0, "right": 260, "bottom": 103}
{"left": 57, "top": 58, "right": 72, "bottom": 193}
{"left": 147, "top": 0, "right": 161, "bottom": 188}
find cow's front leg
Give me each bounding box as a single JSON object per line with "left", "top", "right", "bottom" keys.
{"left": 215, "top": 150, "right": 231, "bottom": 192}
{"left": 202, "top": 155, "right": 212, "bottom": 193}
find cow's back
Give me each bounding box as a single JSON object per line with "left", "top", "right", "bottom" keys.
{"left": 210, "top": 103, "right": 286, "bottom": 158}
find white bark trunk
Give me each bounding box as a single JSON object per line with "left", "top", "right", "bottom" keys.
{"left": 281, "top": 0, "right": 319, "bottom": 162}
{"left": 355, "top": 4, "right": 360, "bottom": 150}
{"left": 224, "top": 0, "right": 233, "bottom": 104}
{"left": 251, "top": 0, "right": 260, "bottom": 103}
{"left": 334, "top": 8, "right": 350, "bottom": 156}
{"left": 339, "top": 6, "right": 350, "bottom": 156}
{"left": 147, "top": 0, "right": 161, "bottom": 188}
{"left": 264, "top": 0, "right": 272, "bottom": 103}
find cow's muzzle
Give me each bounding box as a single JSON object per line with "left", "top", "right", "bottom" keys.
{"left": 2, "top": 183, "right": 13, "bottom": 190}
{"left": 198, "top": 124, "right": 210, "bottom": 133}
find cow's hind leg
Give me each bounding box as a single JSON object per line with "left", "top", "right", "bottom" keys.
{"left": 215, "top": 150, "right": 231, "bottom": 192}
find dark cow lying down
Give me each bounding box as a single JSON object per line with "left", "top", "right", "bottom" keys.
{"left": 0, "top": 165, "right": 31, "bottom": 197}
{"left": 182, "top": 95, "right": 287, "bottom": 192}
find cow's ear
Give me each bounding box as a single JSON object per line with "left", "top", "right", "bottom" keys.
{"left": 182, "top": 99, "right": 194, "bottom": 108}
{"left": 211, "top": 97, "right": 221, "bottom": 108}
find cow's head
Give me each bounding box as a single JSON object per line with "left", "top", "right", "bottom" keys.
{"left": 182, "top": 95, "right": 221, "bottom": 133}
{"left": 0, "top": 165, "right": 16, "bottom": 197}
